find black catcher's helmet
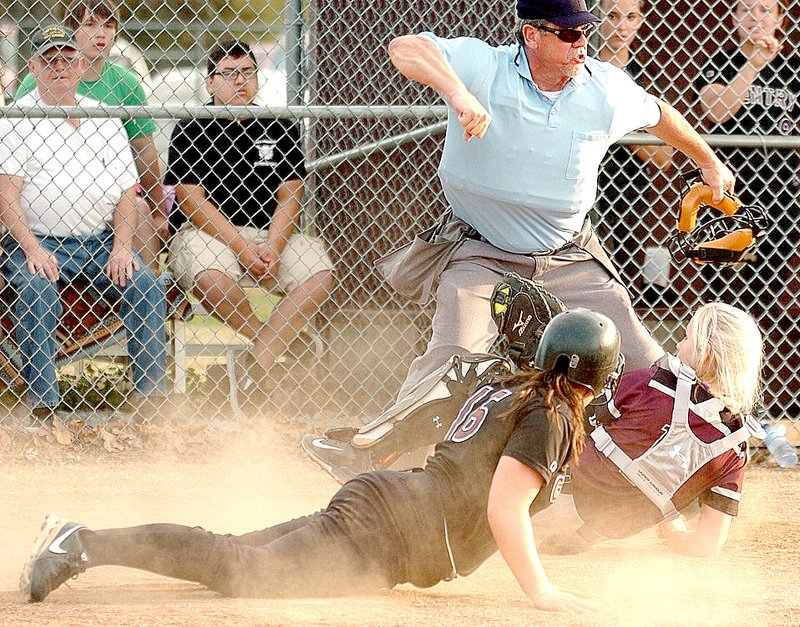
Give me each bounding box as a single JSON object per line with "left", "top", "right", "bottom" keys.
{"left": 534, "top": 309, "right": 622, "bottom": 397}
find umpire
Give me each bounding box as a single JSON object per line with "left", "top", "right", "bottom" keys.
{"left": 303, "top": 0, "right": 738, "bottom": 473}
{"left": 381, "top": 0, "right": 735, "bottom": 399}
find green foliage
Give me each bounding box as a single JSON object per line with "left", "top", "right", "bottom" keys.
{"left": 0, "top": 381, "right": 24, "bottom": 406}
{"left": 117, "top": 0, "right": 284, "bottom": 70}
{"left": 55, "top": 363, "right": 207, "bottom": 412}
{"left": 213, "top": 0, "right": 283, "bottom": 26}
{"left": 57, "top": 363, "right": 129, "bottom": 412}
{"left": 185, "top": 365, "right": 204, "bottom": 389}
{"left": 1, "top": 356, "right": 207, "bottom": 414}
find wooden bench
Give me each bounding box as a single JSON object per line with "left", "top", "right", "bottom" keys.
{"left": 0, "top": 273, "right": 190, "bottom": 400}
{"left": 171, "top": 292, "right": 325, "bottom": 415}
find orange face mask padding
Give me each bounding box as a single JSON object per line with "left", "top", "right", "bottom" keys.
{"left": 695, "top": 229, "right": 753, "bottom": 263}
{"left": 678, "top": 183, "right": 742, "bottom": 233}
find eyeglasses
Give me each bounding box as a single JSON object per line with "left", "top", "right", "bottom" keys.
{"left": 210, "top": 68, "right": 258, "bottom": 81}
{"left": 534, "top": 24, "right": 594, "bottom": 44}
{"left": 40, "top": 53, "right": 81, "bottom": 68}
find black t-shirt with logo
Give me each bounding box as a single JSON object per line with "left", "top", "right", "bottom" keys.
{"left": 165, "top": 112, "right": 306, "bottom": 232}
{"left": 424, "top": 383, "right": 573, "bottom": 576}
{"left": 696, "top": 49, "right": 800, "bottom": 306}
{"left": 696, "top": 49, "right": 800, "bottom": 204}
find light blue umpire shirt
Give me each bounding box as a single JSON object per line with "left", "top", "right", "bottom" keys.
{"left": 419, "top": 32, "right": 662, "bottom": 254}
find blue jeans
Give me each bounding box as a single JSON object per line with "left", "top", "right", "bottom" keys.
{"left": 1, "top": 232, "right": 167, "bottom": 409}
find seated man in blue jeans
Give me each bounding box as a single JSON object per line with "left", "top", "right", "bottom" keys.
{"left": 0, "top": 25, "right": 167, "bottom": 426}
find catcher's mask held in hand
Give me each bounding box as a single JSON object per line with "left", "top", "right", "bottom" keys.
{"left": 668, "top": 179, "right": 768, "bottom": 266}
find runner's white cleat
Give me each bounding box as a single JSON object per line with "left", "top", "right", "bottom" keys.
{"left": 20, "top": 514, "right": 88, "bottom": 602}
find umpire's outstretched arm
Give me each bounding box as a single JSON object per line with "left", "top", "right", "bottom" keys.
{"left": 646, "top": 97, "right": 735, "bottom": 202}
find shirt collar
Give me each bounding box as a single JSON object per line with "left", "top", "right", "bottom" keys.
{"left": 29, "top": 89, "right": 87, "bottom": 107}
{"left": 513, "top": 44, "right": 534, "bottom": 82}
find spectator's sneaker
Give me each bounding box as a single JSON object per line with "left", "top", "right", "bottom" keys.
{"left": 235, "top": 353, "right": 271, "bottom": 412}
{"left": 203, "top": 357, "right": 268, "bottom": 415}
{"left": 238, "top": 364, "right": 265, "bottom": 400}
{"left": 20, "top": 514, "right": 88, "bottom": 602}
{"left": 301, "top": 434, "right": 375, "bottom": 484}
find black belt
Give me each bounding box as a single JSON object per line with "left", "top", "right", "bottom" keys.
{"left": 465, "top": 229, "right": 576, "bottom": 257}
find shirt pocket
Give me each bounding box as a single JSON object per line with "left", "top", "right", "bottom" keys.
{"left": 565, "top": 131, "right": 611, "bottom": 180}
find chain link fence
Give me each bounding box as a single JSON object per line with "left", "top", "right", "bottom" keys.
{"left": 0, "top": 0, "right": 798, "bottom": 456}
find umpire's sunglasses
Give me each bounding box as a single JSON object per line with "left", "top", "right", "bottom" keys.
{"left": 534, "top": 24, "right": 594, "bottom": 44}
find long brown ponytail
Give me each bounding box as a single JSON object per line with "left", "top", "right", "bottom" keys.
{"left": 496, "top": 367, "right": 587, "bottom": 460}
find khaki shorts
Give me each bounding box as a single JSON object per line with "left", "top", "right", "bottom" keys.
{"left": 169, "top": 225, "right": 334, "bottom": 294}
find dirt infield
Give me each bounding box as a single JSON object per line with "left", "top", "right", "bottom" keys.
{"left": 1, "top": 428, "right": 798, "bottom": 627}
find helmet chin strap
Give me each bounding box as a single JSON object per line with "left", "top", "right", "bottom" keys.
{"left": 587, "top": 353, "right": 625, "bottom": 408}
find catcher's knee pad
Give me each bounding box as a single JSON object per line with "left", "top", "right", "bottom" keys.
{"left": 352, "top": 353, "right": 512, "bottom": 451}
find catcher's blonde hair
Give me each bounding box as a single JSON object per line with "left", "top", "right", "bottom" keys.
{"left": 688, "top": 302, "right": 763, "bottom": 416}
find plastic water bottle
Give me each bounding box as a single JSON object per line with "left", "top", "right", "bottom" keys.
{"left": 762, "top": 422, "right": 798, "bottom": 468}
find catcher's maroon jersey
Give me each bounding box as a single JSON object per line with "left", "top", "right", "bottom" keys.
{"left": 572, "top": 356, "right": 747, "bottom": 539}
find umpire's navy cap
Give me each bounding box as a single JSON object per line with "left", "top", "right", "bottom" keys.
{"left": 31, "top": 24, "right": 79, "bottom": 58}
{"left": 516, "top": 0, "right": 600, "bottom": 27}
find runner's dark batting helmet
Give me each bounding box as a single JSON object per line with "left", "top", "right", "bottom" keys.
{"left": 534, "top": 308, "right": 622, "bottom": 396}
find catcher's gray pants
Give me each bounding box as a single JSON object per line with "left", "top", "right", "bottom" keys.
{"left": 397, "top": 237, "right": 664, "bottom": 399}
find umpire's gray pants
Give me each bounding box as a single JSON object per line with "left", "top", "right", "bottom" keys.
{"left": 397, "top": 238, "right": 664, "bottom": 400}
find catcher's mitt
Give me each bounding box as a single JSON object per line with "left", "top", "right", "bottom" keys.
{"left": 490, "top": 273, "right": 567, "bottom": 366}
{"left": 667, "top": 180, "right": 768, "bottom": 266}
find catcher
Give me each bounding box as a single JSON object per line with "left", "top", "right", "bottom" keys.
{"left": 301, "top": 272, "right": 765, "bottom": 558}
{"left": 21, "top": 310, "right": 622, "bottom": 612}
{"left": 534, "top": 301, "right": 765, "bottom": 557}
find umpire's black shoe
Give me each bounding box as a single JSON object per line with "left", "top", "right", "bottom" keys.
{"left": 21, "top": 514, "right": 89, "bottom": 602}
{"left": 301, "top": 434, "right": 374, "bottom": 484}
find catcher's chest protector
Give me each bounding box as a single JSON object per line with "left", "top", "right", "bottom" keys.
{"left": 591, "top": 355, "right": 751, "bottom": 521}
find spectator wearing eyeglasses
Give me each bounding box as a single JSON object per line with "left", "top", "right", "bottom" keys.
{"left": 16, "top": 0, "right": 169, "bottom": 272}
{"left": 165, "top": 40, "right": 334, "bottom": 402}
{"left": 302, "top": 0, "right": 738, "bottom": 476}
{"left": 0, "top": 25, "right": 168, "bottom": 426}
{"left": 592, "top": 0, "right": 677, "bottom": 307}
{"left": 696, "top": 0, "right": 800, "bottom": 419}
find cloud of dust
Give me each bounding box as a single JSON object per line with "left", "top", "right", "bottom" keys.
{"left": 0, "top": 401, "right": 338, "bottom": 595}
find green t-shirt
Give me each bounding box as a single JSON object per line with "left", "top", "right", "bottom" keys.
{"left": 16, "top": 61, "right": 156, "bottom": 140}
